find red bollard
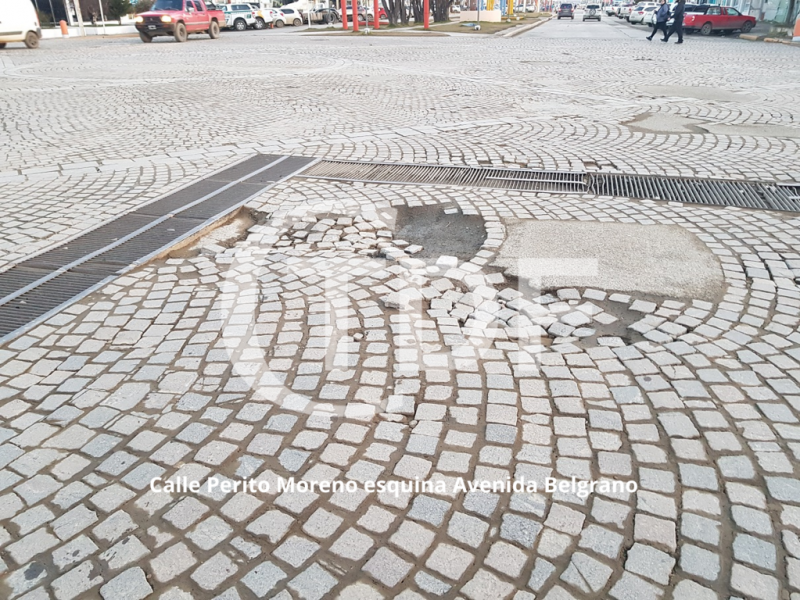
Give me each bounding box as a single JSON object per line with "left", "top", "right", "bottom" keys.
{"left": 352, "top": 2, "right": 359, "bottom": 30}
{"left": 374, "top": 0, "right": 379, "bottom": 28}
{"left": 59, "top": 20, "right": 69, "bottom": 37}
{"left": 342, "top": 0, "right": 349, "bottom": 29}
{"left": 423, "top": 0, "right": 429, "bottom": 28}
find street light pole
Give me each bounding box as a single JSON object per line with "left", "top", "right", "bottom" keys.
{"left": 73, "top": 0, "right": 86, "bottom": 34}
{"left": 97, "top": 0, "right": 107, "bottom": 33}
{"left": 63, "top": 0, "right": 74, "bottom": 25}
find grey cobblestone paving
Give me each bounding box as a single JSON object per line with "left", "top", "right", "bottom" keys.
{"left": 1, "top": 28, "right": 799, "bottom": 268}
{"left": 1, "top": 19, "right": 800, "bottom": 600}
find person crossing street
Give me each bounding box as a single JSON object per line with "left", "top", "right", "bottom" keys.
{"left": 663, "top": 0, "right": 685, "bottom": 43}
{"left": 647, "top": 0, "right": 669, "bottom": 41}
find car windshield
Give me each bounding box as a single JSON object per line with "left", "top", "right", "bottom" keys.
{"left": 152, "top": 0, "right": 184, "bottom": 9}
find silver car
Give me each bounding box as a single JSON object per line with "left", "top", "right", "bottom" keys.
{"left": 583, "top": 3, "right": 601, "bottom": 20}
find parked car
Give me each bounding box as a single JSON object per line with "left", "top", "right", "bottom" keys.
{"left": 0, "top": 0, "right": 41, "bottom": 49}
{"left": 278, "top": 6, "right": 304, "bottom": 24}
{"left": 683, "top": 4, "right": 755, "bottom": 34}
{"left": 309, "top": 6, "right": 341, "bottom": 22}
{"left": 629, "top": 4, "right": 655, "bottom": 23}
{"left": 345, "top": 4, "right": 369, "bottom": 21}
{"left": 557, "top": 3, "right": 575, "bottom": 18}
{"left": 365, "top": 6, "right": 388, "bottom": 20}
{"left": 219, "top": 3, "right": 258, "bottom": 30}
{"left": 135, "top": 0, "right": 224, "bottom": 42}
{"left": 248, "top": 3, "right": 280, "bottom": 27}
{"left": 583, "top": 3, "right": 601, "bottom": 20}
{"left": 617, "top": 2, "right": 635, "bottom": 18}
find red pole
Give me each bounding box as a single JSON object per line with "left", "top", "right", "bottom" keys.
{"left": 352, "top": 1, "right": 359, "bottom": 30}
{"left": 423, "top": 0, "right": 429, "bottom": 28}
{"left": 342, "top": 0, "right": 349, "bottom": 29}
{"left": 374, "top": 0, "right": 379, "bottom": 28}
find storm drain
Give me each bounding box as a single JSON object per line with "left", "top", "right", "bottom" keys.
{"left": 589, "top": 174, "right": 800, "bottom": 212}
{"left": 300, "top": 160, "right": 800, "bottom": 213}
{"left": 299, "top": 160, "right": 587, "bottom": 194}
{"left": 0, "top": 154, "right": 317, "bottom": 343}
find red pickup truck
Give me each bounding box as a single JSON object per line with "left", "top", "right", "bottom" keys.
{"left": 135, "top": 0, "right": 224, "bottom": 43}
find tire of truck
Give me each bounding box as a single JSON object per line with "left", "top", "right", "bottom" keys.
{"left": 741, "top": 20, "right": 753, "bottom": 32}
{"left": 254, "top": 17, "right": 265, "bottom": 29}
{"left": 234, "top": 18, "right": 247, "bottom": 30}
{"left": 174, "top": 22, "right": 188, "bottom": 41}
{"left": 209, "top": 20, "right": 220, "bottom": 38}
{"left": 700, "top": 21, "right": 712, "bottom": 35}
{"left": 140, "top": 31, "right": 153, "bottom": 42}
{"left": 24, "top": 31, "right": 40, "bottom": 48}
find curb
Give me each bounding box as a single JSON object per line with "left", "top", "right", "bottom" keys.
{"left": 739, "top": 32, "right": 798, "bottom": 46}
{"left": 502, "top": 16, "right": 551, "bottom": 38}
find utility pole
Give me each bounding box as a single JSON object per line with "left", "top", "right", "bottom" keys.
{"left": 74, "top": 0, "right": 86, "bottom": 34}
{"left": 63, "top": 0, "right": 74, "bottom": 25}
{"left": 97, "top": 0, "right": 107, "bottom": 33}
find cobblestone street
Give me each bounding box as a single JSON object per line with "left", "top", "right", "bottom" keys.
{"left": 1, "top": 16, "right": 800, "bottom": 600}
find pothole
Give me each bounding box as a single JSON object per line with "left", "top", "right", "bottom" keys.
{"left": 394, "top": 205, "right": 487, "bottom": 261}
{"left": 169, "top": 208, "right": 258, "bottom": 259}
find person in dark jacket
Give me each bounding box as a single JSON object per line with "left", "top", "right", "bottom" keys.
{"left": 647, "top": 0, "right": 669, "bottom": 40}
{"left": 663, "top": 0, "right": 685, "bottom": 43}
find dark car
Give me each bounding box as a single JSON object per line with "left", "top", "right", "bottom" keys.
{"left": 557, "top": 2, "right": 575, "bottom": 18}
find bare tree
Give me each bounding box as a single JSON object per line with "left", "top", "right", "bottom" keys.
{"left": 430, "top": 0, "right": 452, "bottom": 22}
{"left": 381, "top": 0, "right": 409, "bottom": 24}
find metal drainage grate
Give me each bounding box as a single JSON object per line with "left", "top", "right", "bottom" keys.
{"left": 588, "top": 174, "right": 800, "bottom": 213}
{"left": 0, "top": 154, "right": 317, "bottom": 343}
{"left": 299, "top": 160, "right": 588, "bottom": 194}
{"left": 300, "top": 160, "right": 800, "bottom": 213}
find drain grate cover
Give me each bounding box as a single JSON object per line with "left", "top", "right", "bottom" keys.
{"left": 0, "top": 154, "right": 317, "bottom": 343}
{"left": 300, "top": 160, "right": 800, "bottom": 213}
{"left": 300, "top": 160, "right": 588, "bottom": 194}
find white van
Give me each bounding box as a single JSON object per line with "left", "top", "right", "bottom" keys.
{"left": 0, "top": 0, "right": 42, "bottom": 49}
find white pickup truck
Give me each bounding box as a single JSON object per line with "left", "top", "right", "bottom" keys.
{"left": 220, "top": 3, "right": 259, "bottom": 30}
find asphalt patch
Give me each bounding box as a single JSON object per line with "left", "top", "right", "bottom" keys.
{"left": 394, "top": 205, "right": 486, "bottom": 260}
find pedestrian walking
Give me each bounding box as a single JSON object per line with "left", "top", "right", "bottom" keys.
{"left": 663, "top": 0, "right": 685, "bottom": 43}
{"left": 647, "top": 0, "right": 669, "bottom": 40}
